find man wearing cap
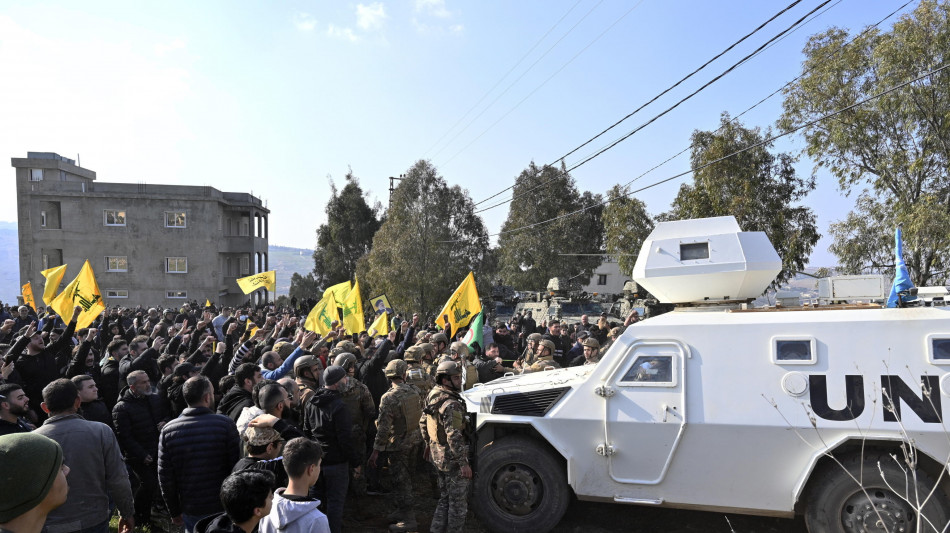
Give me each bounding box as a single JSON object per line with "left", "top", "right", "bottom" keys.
{"left": 232, "top": 422, "right": 289, "bottom": 489}
{"left": 35, "top": 378, "right": 135, "bottom": 533}
{"left": 601, "top": 326, "right": 624, "bottom": 357}
{"left": 0, "top": 432, "right": 70, "bottom": 533}
{"left": 302, "top": 366, "right": 361, "bottom": 533}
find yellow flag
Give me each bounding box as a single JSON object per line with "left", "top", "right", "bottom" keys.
{"left": 342, "top": 278, "right": 364, "bottom": 334}
{"left": 368, "top": 311, "right": 389, "bottom": 336}
{"left": 305, "top": 292, "right": 338, "bottom": 335}
{"left": 436, "top": 271, "right": 481, "bottom": 334}
{"left": 49, "top": 260, "right": 106, "bottom": 329}
{"left": 205, "top": 299, "right": 212, "bottom": 307}
{"left": 323, "top": 280, "right": 351, "bottom": 302}
{"left": 236, "top": 271, "right": 276, "bottom": 294}
{"left": 246, "top": 318, "right": 259, "bottom": 338}
{"left": 41, "top": 264, "right": 68, "bottom": 306}
{"left": 21, "top": 282, "right": 35, "bottom": 311}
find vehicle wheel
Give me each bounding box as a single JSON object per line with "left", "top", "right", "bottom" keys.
{"left": 474, "top": 434, "right": 570, "bottom": 533}
{"left": 804, "top": 451, "right": 950, "bottom": 533}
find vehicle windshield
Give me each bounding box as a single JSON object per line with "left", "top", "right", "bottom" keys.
{"left": 494, "top": 304, "right": 515, "bottom": 317}
{"left": 560, "top": 303, "right": 582, "bottom": 315}
{"left": 582, "top": 303, "right": 604, "bottom": 314}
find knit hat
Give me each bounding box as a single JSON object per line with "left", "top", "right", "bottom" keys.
{"left": 324, "top": 365, "right": 346, "bottom": 387}
{"left": 244, "top": 426, "right": 282, "bottom": 446}
{"left": 0, "top": 433, "right": 64, "bottom": 521}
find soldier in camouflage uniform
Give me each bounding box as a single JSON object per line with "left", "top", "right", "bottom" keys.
{"left": 513, "top": 332, "right": 543, "bottom": 372}
{"left": 421, "top": 361, "right": 472, "bottom": 533}
{"left": 293, "top": 354, "right": 324, "bottom": 415}
{"left": 369, "top": 359, "right": 424, "bottom": 532}
{"left": 333, "top": 352, "right": 376, "bottom": 496}
{"left": 404, "top": 346, "right": 435, "bottom": 397}
{"left": 437, "top": 342, "right": 477, "bottom": 390}
{"left": 418, "top": 342, "right": 437, "bottom": 377}
{"left": 522, "top": 339, "right": 561, "bottom": 374}
{"left": 582, "top": 337, "right": 602, "bottom": 365}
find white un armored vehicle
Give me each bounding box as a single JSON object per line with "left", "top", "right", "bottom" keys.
{"left": 466, "top": 216, "right": 950, "bottom": 533}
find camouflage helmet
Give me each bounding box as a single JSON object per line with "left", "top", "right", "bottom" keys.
{"left": 435, "top": 360, "right": 462, "bottom": 377}
{"left": 527, "top": 333, "right": 542, "bottom": 343}
{"left": 329, "top": 346, "right": 345, "bottom": 359}
{"left": 418, "top": 342, "right": 435, "bottom": 356}
{"left": 384, "top": 359, "right": 408, "bottom": 379}
{"left": 582, "top": 337, "right": 601, "bottom": 349}
{"left": 293, "top": 354, "right": 323, "bottom": 375}
{"left": 431, "top": 332, "right": 449, "bottom": 345}
{"left": 539, "top": 339, "right": 556, "bottom": 356}
{"left": 333, "top": 352, "right": 357, "bottom": 371}
{"left": 609, "top": 327, "right": 623, "bottom": 338}
{"left": 404, "top": 345, "right": 424, "bottom": 363}
{"left": 338, "top": 341, "right": 358, "bottom": 354}
{"left": 449, "top": 341, "right": 470, "bottom": 359}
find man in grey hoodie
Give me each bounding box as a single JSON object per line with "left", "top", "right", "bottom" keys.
{"left": 259, "top": 437, "right": 329, "bottom": 533}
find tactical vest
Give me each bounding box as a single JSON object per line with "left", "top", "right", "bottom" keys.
{"left": 391, "top": 385, "right": 423, "bottom": 447}
{"left": 424, "top": 389, "right": 459, "bottom": 447}
{"left": 340, "top": 380, "right": 366, "bottom": 427}
{"left": 406, "top": 366, "right": 432, "bottom": 396}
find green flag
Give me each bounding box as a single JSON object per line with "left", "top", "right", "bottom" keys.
{"left": 462, "top": 310, "right": 484, "bottom": 352}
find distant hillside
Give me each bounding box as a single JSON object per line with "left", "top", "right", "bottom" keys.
{"left": 0, "top": 222, "right": 312, "bottom": 301}
{"left": 269, "top": 245, "right": 314, "bottom": 296}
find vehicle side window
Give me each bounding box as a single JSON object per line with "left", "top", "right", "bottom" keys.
{"left": 926, "top": 335, "right": 950, "bottom": 364}
{"left": 620, "top": 355, "right": 674, "bottom": 383}
{"left": 771, "top": 336, "right": 817, "bottom": 365}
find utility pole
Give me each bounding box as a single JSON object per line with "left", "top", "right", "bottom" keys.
{"left": 388, "top": 174, "right": 404, "bottom": 208}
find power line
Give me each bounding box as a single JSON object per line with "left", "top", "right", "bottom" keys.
{"left": 422, "top": 0, "right": 585, "bottom": 158}
{"left": 441, "top": 61, "right": 950, "bottom": 242}
{"left": 471, "top": 0, "right": 807, "bottom": 208}
{"left": 474, "top": 0, "right": 834, "bottom": 214}
{"left": 429, "top": 0, "right": 605, "bottom": 161}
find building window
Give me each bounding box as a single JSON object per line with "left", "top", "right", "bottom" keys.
{"left": 30, "top": 169, "right": 43, "bottom": 181}
{"left": 42, "top": 254, "right": 50, "bottom": 270}
{"left": 165, "top": 211, "right": 186, "bottom": 228}
{"left": 166, "top": 257, "right": 188, "bottom": 273}
{"left": 106, "top": 256, "right": 128, "bottom": 272}
{"left": 240, "top": 216, "right": 250, "bottom": 236}
{"left": 104, "top": 210, "right": 126, "bottom": 226}
{"left": 240, "top": 256, "right": 249, "bottom": 275}
{"left": 597, "top": 274, "right": 607, "bottom": 286}
{"left": 166, "top": 290, "right": 187, "bottom": 299}
{"left": 40, "top": 211, "right": 47, "bottom": 228}
{"left": 106, "top": 289, "right": 129, "bottom": 299}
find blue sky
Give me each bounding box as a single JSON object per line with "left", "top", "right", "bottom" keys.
{"left": 0, "top": 1, "right": 919, "bottom": 268}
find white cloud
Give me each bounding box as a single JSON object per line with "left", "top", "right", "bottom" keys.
{"left": 356, "top": 3, "right": 387, "bottom": 31}
{"left": 154, "top": 37, "right": 186, "bottom": 57}
{"left": 327, "top": 24, "right": 359, "bottom": 42}
{"left": 294, "top": 12, "right": 317, "bottom": 32}
{"left": 450, "top": 24, "right": 464, "bottom": 34}
{"left": 416, "top": 0, "right": 451, "bottom": 18}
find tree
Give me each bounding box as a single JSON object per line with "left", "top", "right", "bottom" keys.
{"left": 312, "top": 171, "right": 382, "bottom": 289}
{"left": 357, "top": 160, "right": 491, "bottom": 316}
{"left": 664, "top": 113, "right": 820, "bottom": 286}
{"left": 780, "top": 0, "right": 950, "bottom": 284}
{"left": 602, "top": 185, "right": 654, "bottom": 277}
{"left": 289, "top": 272, "right": 320, "bottom": 301}
{"left": 496, "top": 162, "right": 604, "bottom": 291}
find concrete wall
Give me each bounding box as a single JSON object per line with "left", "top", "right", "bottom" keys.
{"left": 13, "top": 153, "right": 269, "bottom": 308}
{"left": 581, "top": 258, "right": 630, "bottom": 295}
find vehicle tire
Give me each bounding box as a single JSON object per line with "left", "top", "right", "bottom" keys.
{"left": 474, "top": 434, "right": 570, "bottom": 533}
{"left": 804, "top": 451, "right": 950, "bottom": 533}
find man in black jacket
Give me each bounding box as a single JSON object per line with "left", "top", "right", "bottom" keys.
{"left": 302, "top": 366, "right": 360, "bottom": 533}
{"left": 159, "top": 375, "right": 240, "bottom": 531}
{"left": 218, "top": 363, "right": 261, "bottom": 422}
{"left": 113, "top": 370, "right": 166, "bottom": 528}
{"left": 8, "top": 308, "right": 78, "bottom": 422}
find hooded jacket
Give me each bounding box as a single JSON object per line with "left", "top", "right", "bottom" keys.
{"left": 194, "top": 512, "right": 244, "bottom": 533}
{"left": 302, "top": 388, "right": 359, "bottom": 467}
{"left": 218, "top": 384, "right": 253, "bottom": 422}
{"left": 259, "top": 489, "right": 329, "bottom": 533}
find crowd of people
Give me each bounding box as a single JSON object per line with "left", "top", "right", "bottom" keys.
{"left": 0, "top": 298, "right": 640, "bottom": 533}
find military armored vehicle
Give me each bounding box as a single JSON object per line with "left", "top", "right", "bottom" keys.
{"left": 512, "top": 277, "right": 605, "bottom": 326}
{"left": 605, "top": 280, "right": 674, "bottom": 320}
{"left": 466, "top": 216, "right": 950, "bottom": 533}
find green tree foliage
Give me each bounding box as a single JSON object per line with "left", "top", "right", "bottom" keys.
{"left": 496, "top": 162, "right": 604, "bottom": 290}
{"left": 289, "top": 272, "right": 320, "bottom": 301}
{"left": 780, "top": 0, "right": 950, "bottom": 284}
{"left": 665, "top": 114, "right": 819, "bottom": 286}
{"left": 357, "top": 160, "right": 491, "bottom": 316}
{"left": 312, "top": 172, "right": 382, "bottom": 289}
{"left": 603, "top": 185, "right": 654, "bottom": 276}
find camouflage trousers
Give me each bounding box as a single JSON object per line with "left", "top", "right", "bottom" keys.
{"left": 430, "top": 467, "right": 470, "bottom": 533}
{"left": 384, "top": 451, "right": 413, "bottom": 513}
{"left": 349, "top": 430, "right": 367, "bottom": 497}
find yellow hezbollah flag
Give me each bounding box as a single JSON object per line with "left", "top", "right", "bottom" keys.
{"left": 436, "top": 271, "right": 481, "bottom": 334}
{"left": 342, "top": 278, "right": 365, "bottom": 334}
{"left": 50, "top": 260, "right": 105, "bottom": 329}
{"left": 368, "top": 311, "right": 389, "bottom": 336}
{"left": 246, "top": 318, "right": 259, "bottom": 338}
{"left": 323, "top": 280, "right": 351, "bottom": 303}
{"left": 236, "top": 271, "right": 276, "bottom": 294}
{"left": 41, "top": 264, "right": 68, "bottom": 306}
{"left": 205, "top": 299, "right": 212, "bottom": 307}
{"left": 305, "top": 292, "right": 338, "bottom": 336}
{"left": 21, "top": 282, "right": 35, "bottom": 311}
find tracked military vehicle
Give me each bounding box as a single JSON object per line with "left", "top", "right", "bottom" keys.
{"left": 466, "top": 216, "right": 950, "bottom": 533}
{"left": 512, "top": 277, "right": 605, "bottom": 326}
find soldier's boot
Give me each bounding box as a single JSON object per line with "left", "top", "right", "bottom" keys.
{"left": 388, "top": 511, "right": 418, "bottom": 532}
